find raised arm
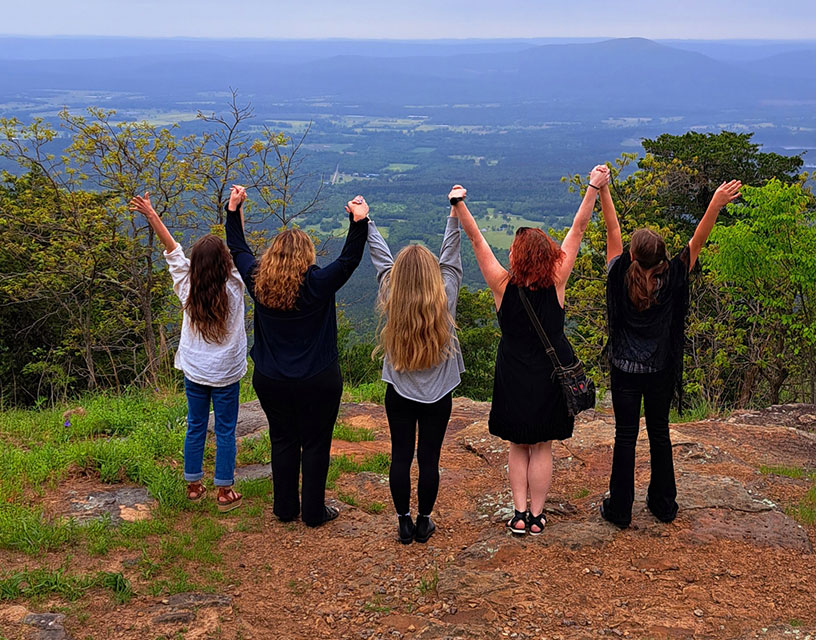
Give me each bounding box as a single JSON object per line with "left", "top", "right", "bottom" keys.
{"left": 128, "top": 192, "right": 177, "bottom": 252}
{"left": 556, "top": 166, "right": 608, "bottom": 294}
{"left": 449, "top": 185, "right": 509, "bottom": 309}
{"left": 311, "top": 195, "right": 370, "bottom": 294}
{"left": 366, "top": 220, "right": 394, "bottom": 289}
{"left": 224, "top": 185, "right": 258, "bottom": 288}
{"left": 438, "top": 208, "right": 463, "bottom": 288}
{"left": 688, "top": 180, "right": 741, "bottom": 270}
{"left": 597, "top": 166, "right": 622, "bottom": 263}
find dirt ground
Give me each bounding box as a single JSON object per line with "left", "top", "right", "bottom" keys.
{"left": 1, "top": 399, "right": 815, "bottom": 640}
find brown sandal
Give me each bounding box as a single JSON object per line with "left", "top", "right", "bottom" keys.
{"left": 217, "top": 487, "right": 242, "bottom": 513}
{"left": 187, "top": 481, "right": 206, "bottom": 502}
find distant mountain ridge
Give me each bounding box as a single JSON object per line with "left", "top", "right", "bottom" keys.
{"left": 0, "top": 37, "right": 814, "bottom": 122}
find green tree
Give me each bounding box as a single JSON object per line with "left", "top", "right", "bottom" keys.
{"left": 702, "top": 179, "right": 816, "bottom": 405}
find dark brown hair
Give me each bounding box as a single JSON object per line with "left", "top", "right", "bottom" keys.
{"left": 185, "top": 234, "right": 233, "bottom": 343}
{"left": 626, "top": 228, "right": 669, "bottom": 312}
{"left": 509, "top": 227, "right": 565, "bottom": 290}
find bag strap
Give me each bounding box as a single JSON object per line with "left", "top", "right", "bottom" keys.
{"left": 517, "top": 287, "right": 564, "bottom": 370}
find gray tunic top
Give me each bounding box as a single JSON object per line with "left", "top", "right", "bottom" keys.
{"left": 367, "top": 218, "right": 465, "bottom": 403}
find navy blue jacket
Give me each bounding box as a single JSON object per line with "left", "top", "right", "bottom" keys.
{"left": 225, "top": 206, "right": 368, "bottom": 380}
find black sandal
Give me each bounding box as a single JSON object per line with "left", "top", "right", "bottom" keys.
{"left": 506, "top": 509, "right": 528, "bottom": 535}
{"left": 527, "top": 511, "right": 546, "bottom": 536}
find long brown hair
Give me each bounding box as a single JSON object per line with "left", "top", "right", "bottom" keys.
{"left": 186, "top": 234, "right": 233, "bottom": 344}
{"left": 509, "top": 227, "right": 565, "bottom": 289}
{"left": 626, "top": 228, "right": 670, "bottom": 312}
{"left": 376, "top": 245, "right": 454, "bottom": 372}
{"left": 254, "top": 228, "right": 316, "bottom": 310}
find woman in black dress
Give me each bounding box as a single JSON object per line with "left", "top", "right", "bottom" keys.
{"left": 598, "top": 178, "right": 742, "bottom": 528}
{"left": 450, "top": 166, "right": 608, "bottom": 535}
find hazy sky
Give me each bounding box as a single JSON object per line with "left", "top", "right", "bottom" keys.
{"left": 3, "top": 0, "right": 814, "bottom": 40}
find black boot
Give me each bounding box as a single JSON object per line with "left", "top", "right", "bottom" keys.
{"left": 414, "top": 515, "right": 435, "bottom": 543}
{"left": 398, "top": 515, "right": 415, "bottom": 545}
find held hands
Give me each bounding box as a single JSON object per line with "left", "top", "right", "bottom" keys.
{"left": 588, "top": 165, "right": 610, "bottom": 192}
{"left": 128, "top": 192, "right": 157, "bottom": 218}
{"left": 344, "top": 195, "right": 369, "bottom": 222}
{"left": 448, "top": 184, "right": 467, "bottom": 202}
{"left": 711, "top": 180, "right": 742, "bottom": 209}
{"left": 229, "top": 184, "right": 247, "bottom": 211}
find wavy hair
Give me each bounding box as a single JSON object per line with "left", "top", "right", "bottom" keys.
{"left": 254, "top": 228, "right": 316, "bottom": 310}
{"left": 186, "top": 234, "right": 233, "bottom": 344}
{"left": 626, "top": 228, "right": 670, "bottom": 312}
{"left": 509, "top": 227, "right": 565, "bottom": 289}
{"left": 376, "top": 245, "right": 455, "bottom": 372}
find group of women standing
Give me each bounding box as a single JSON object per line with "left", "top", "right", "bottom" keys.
{"left": 129, "top": 165, "right": 741, "bottom": 541}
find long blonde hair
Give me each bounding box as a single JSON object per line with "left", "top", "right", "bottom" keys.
{"left": 376, "top": 245, "right": 455, "bottom": 372}
{"left": 254, "top": 229, "right": 316, "bottom": 310}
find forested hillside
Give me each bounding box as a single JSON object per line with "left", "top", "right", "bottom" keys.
{"left": 1, "top": 102, "right": 813, "bottom": 411}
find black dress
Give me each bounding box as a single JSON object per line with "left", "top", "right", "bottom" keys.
{"left": 488, "top": 283, "right": 575, "bottom": 444}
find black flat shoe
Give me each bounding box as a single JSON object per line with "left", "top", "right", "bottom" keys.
{"left": 305, "top": 505, "right": 339, "bottom": 528}
{"left": 398, "top": 515, "right": 415, "bottom": 545}
{"left": 600, "top": 498, "right": 630, "bottom": 529}
{"left": 414, "top": 515, "right": 435, "bottom": 543}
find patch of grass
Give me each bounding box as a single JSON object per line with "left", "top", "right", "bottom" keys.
{"left": 760, "top": 465, "right": 815, "bottom": 480}
{"left": 418, "top": 567, "right": 439, "bottom": 595}
{"left": 572, "top": 488, "right": 590, "bottom": 500}
{"left": 342, "top": 381, "right": 387, "bottom": 404}
{"left": 0, "top": 567, "right": 132, "bottom": 604}
{"left": 236, "top": 477, "right": 273, "bottom": 501}
{"left": 669, "top": 400, "right": 720, "bottom": 424}
{"left": 236, "top": 435, "right": 271, "bottom": 465}
{"left": 365, "top": 501, "right": 386, "bottom": 514}
{"left": 159, "top": 515, "right": 225, "bottom": 565}
{"left": 0, "top": 504, "right": 78, "bottom": 554}
{"left": 287, "top": 578, "right": 309, "bottom": 595}
{"left": 363, "top": 597, "right": 391, "bottom": 613}
{"left": 326, "top": 452, "right": 391, "bottom": 489}
{"left": 332, "top": 422, "right": 375, "bottom": 442}
{"left": 337, "top": 492, "right": 358, "bottom": 507}
{"left": 788, "top": 485, "right": 816, "bottom": 526}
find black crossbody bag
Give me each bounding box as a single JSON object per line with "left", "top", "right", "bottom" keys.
{"left": 518, "top": 288, "right": 596, "bottom": 417}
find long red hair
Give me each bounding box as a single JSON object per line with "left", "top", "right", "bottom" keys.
{"left": 509, "top": 227, "right": 565, "bottom": 289}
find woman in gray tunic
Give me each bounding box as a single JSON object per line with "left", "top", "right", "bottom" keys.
{"left": 367, "top": 197, "right": 464, "bottom": 544}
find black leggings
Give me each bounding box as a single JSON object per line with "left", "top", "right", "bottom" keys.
{"left": 253, "top": 363, "right": 342, "bottom": 525}
{"left": 384, "top": 384, "right": 452, "bottom": 516}
{"left": 606, "top": 365, "right": 678, "bottom": 526}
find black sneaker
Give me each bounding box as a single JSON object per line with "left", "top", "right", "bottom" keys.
{"left": 646, "top": 495, "right": 678, "bottom": 523}
{"left": 398, "top": 515, "right": 415, "bottom": 545}
{"left": 414, "top": 515, "right": 435, "bottom": 543}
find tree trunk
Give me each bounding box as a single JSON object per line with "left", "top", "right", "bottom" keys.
{"left": 737, "top": 365, "right": 759, "bottom": 409}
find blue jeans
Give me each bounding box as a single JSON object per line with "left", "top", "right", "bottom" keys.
{"left": 184, "top": 378, "right": 240, "bottom": 487}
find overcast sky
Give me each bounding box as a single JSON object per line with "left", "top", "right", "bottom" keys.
{"left": 2, "top": 0, "right": 814, "bottom": 40}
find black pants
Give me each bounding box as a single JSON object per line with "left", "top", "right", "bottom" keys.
{"left": 384, "top": 384, "right": 452, "bottom": 516}
{"left": 605, "top": 365, "right": 678, "bottom": 526}
{"left": 253, "top": 363, "right": 343, "bottom": 525}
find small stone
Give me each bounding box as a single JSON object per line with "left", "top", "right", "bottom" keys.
{"left": 693, "top": 609, "right": 704, "bottom": 617}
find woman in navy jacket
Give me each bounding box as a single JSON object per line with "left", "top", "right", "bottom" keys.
{"left": 225, "top": 186, "right": 370, "bottom": 527}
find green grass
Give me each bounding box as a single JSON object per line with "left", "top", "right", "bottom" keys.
{"left": 383, "top": 163, "right": 418, "bottom": 172}
{"left": 418, "top": 567, "right": 439, "bottom": 595}
{"left": 760, "top": 465, "right": 816, "bottom": 480}
{"left": 669, "top": 400, "right": 720, "bottom": 423}
{"left": 236, "top": 434, "right": 271, "bottom": 465}
{"left": 325, "top": 452, "right": 391, "bottom": 489}
{"left": 337, "top": 492, "right": 358, "bottom": 507}
{"left": 342, "top": 381, "right": 387, "bottom": 404}
{"left": 760, "top": 465, "right": 816, "bottom": 526}
{"left": 332, "top": 422, "right": 376, "bottom": 442}
{"left": 0, "top": 567, "right": 132, "bottom": 604}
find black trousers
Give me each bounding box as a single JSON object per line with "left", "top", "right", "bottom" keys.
{"left": 253, "top": 363, "right": 342, "bottom": 525}
{"left": 605, "top": 365, "right": 678, "bottom": 526}
{"left": 384, "top": 384, "right": 452, "bottom": 516}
